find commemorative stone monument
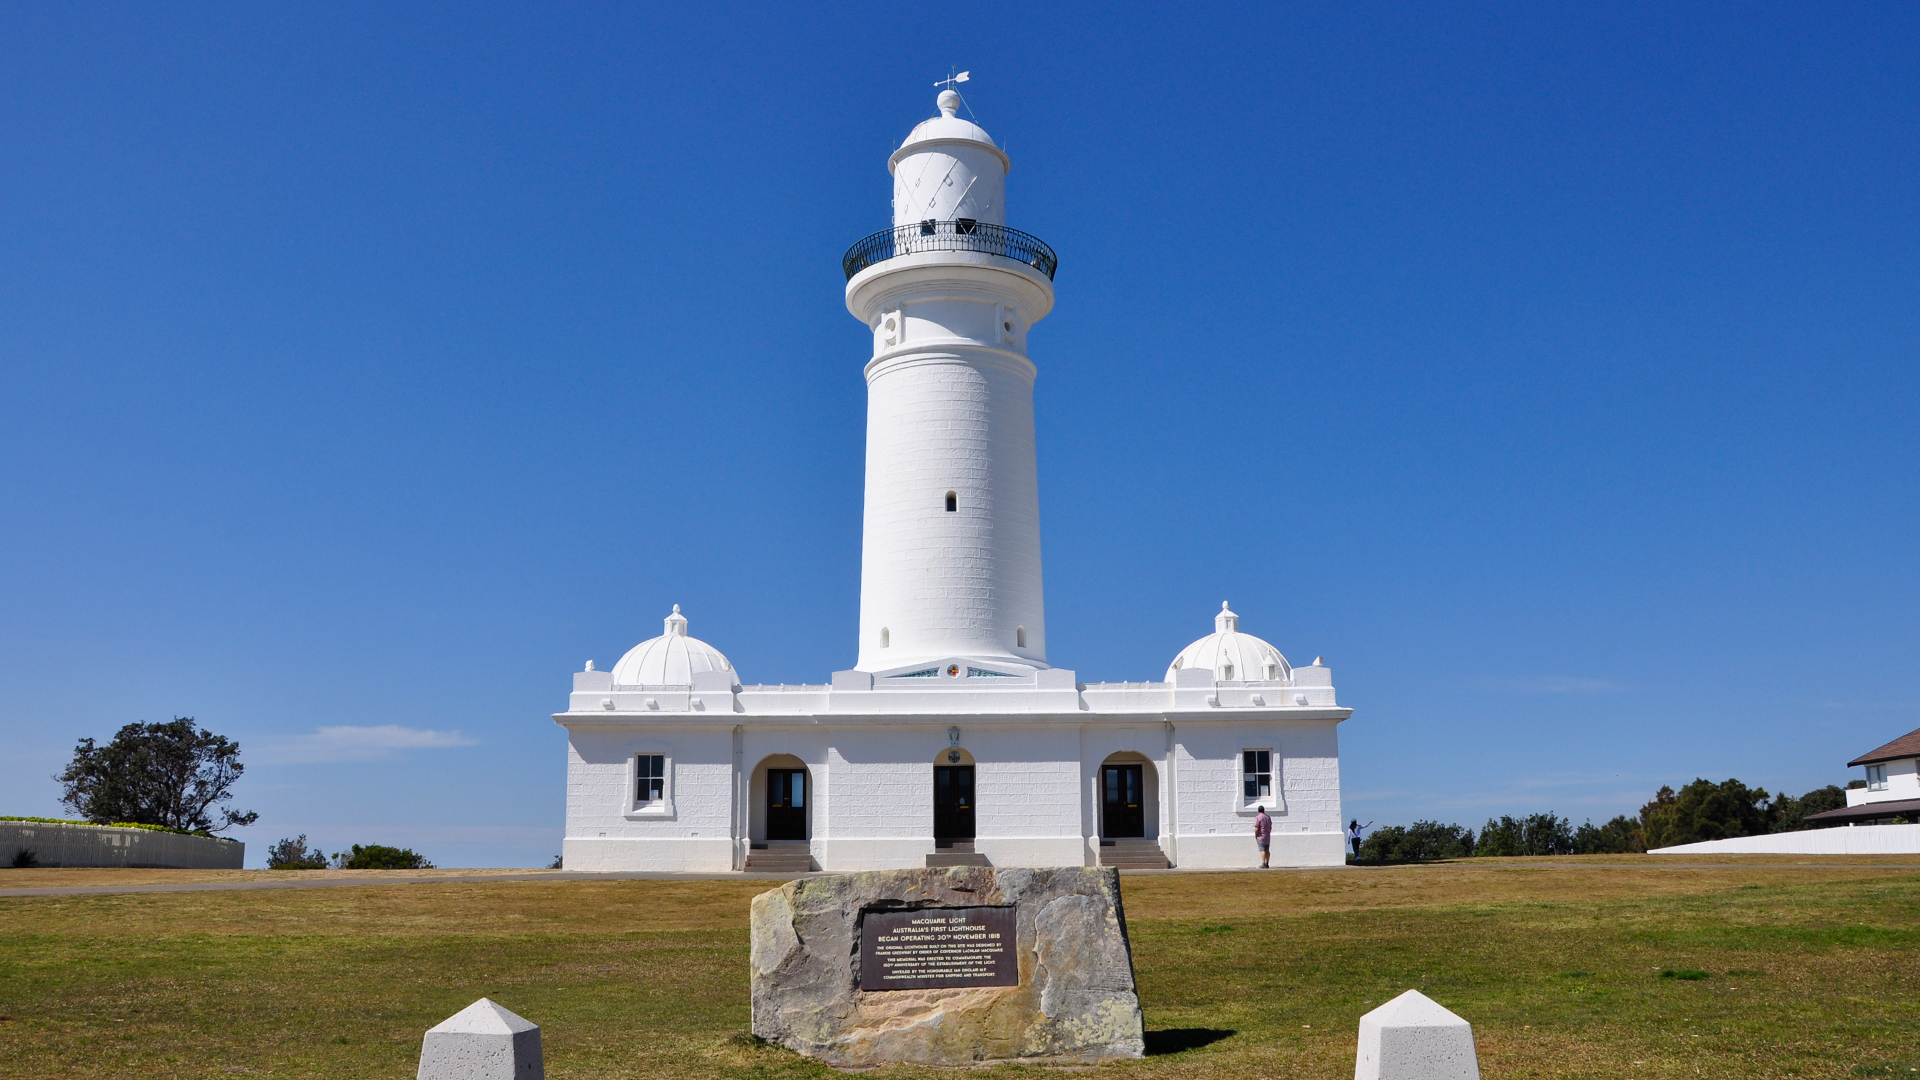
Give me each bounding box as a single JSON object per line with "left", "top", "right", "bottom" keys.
{"left": 749, "top": 866, "right": 1145, "bottom": 1067}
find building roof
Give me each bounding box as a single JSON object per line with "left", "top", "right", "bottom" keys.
{"left": 1167, "top": 602, "right": 1292, "bottom": 683}
{"left": 610, "top": 605, "right": 736, "bottom": 688}
{"left": 1803, "top": 797, "right": 1920, "bottom": 824}
{"left": 1848, "top": 726, "right": 1920, "bottom": 767}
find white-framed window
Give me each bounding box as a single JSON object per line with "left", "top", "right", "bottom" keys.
{"left": 625, "top": 751, "right": 674, "bottom": 817}
{"left": 1242, "top": 749, "right": 1272, "bottom": 801}
{"left": 1866, "top": 764, "right": 1888, "bottom": 792}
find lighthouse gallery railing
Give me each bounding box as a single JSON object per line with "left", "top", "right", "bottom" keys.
{"left": 842, "top": 220, "right": 1058, "bottom": 281}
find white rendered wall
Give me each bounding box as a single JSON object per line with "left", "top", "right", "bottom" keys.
{"left": 560, "top": 715, "right": 1347, "bottom": 872}
{"left": 1846, "top": 757, "right": 1918, "bottom": 805}
{"left": 1173, "top": 720, "right": 1346, "bottom": 868}
{"left": 852, "top": 314, "right": 1048, "bottom": 671}
{"left": 563, "top": 726, "right": 736, "bottom": 872}
{"left": 1651, "top": 824, "right": 1920, "bottom": 855}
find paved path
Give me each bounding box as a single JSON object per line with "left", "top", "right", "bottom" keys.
{"left": 2, "top": 858, "right": 1914, "bottom": 899}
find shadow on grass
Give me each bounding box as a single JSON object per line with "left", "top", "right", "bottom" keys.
{"left": 1144, "top": 1028, "right": 1235, "bottom": 1055}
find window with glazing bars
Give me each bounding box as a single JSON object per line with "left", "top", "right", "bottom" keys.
{"left": 635, "top": 754, "right": 666, "bottom": 804}
{"left": 1867, "top": 763, "right": 1888, "bottom": 791}
{"left": 1243, "top": 750, "right": 1271, "bottom": 800}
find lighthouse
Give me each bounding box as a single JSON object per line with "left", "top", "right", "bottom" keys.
{"left": 554, "top": 84, "right": 1351, "bottom": 878}
{"left": 844, "top": 88, "right": 1058, "bottom": 673}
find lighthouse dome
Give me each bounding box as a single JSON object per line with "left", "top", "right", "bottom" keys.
{"left": 892, "top": 90, "right": 1005, "bottom": 170}
{"left": 611, "top": 605, "right": 737, "bottom": 688}
{"left": 1167, "top": 603, "right": 1291, "bottom": 683}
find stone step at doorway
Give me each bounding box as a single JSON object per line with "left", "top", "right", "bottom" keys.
{"left": 1099, "top": 838, "right": 1170, "bottom": 870}
{"left": 745, "top": 841, "right": 815, "bottom": 873}
{"left": 927, "top": 839, "right": 989, "bottom": 868}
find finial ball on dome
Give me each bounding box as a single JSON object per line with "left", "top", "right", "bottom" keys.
{"left": 937, "top": 89, "right": 961, "bottom": 117}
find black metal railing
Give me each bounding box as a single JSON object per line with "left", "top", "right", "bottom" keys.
{"left": 842, "top": 220, "right": 1058, "bottom": 281}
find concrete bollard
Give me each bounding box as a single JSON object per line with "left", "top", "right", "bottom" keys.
{"left": 417, "top": 998, "right": 543, "bottom": 1080}
{"left": 1355, "top": 989, "right": 1479, "bottom": 1080}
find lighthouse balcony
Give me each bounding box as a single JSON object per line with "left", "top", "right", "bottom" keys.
{"left": 843, "top": 220, "right": 1058, "bottom": 281}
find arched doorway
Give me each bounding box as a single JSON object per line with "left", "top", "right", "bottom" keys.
{"left": 933, "top": 745, "right": 976, "bottom": 848}
{"left": 749, "top": 754, "right": 811, "bottom": 844}
{"left": 1098, "top": 752, "right": 1159, "bottom": 840}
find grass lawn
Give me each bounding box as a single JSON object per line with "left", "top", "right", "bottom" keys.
{"left": 2, "top": 856, "right": 1916, "bottom": 1078}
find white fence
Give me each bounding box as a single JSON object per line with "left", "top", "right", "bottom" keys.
{"left": 1, "top": 821, "right": 244, "bottom": 869}
{"left": 1650, "top": 823, "right": 1920, "bottom": 855}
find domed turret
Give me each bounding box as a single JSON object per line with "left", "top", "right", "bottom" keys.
{"left": 1167, "top": 602, "right": 1291, "bottom": 683}
{"left": 890, "top": 89, "right": 1009, "bottom": 228}
{"left": 611, "top": 605, "right": 737, "bottom": 688}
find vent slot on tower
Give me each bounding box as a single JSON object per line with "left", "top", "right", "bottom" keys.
{"left": 1016, "top": 626, "right": 1027, "bottom": 649}
{"left": 880, "top": 627, "right": 890, "bottom": 649}
{"left": 945, "top": 492, "right": 957, "bottom": 512}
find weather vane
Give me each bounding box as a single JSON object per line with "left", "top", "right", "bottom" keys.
{"left": 935, "top": 68, "right": 970, "bottom": 91}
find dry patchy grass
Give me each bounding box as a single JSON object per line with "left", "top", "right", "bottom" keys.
{"left": 1, "top": 857, "right": 1916, "bottom": 1078}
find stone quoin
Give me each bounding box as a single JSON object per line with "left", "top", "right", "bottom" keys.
{"left": 553, "top": 86, "right": 1353, "bottom": 873}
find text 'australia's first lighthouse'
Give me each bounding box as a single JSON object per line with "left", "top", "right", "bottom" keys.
{"left": 843, "top": 87, "right": 1059, "bottom": 674}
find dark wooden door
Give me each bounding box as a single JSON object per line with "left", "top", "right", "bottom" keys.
{"left": 1102, "top": 764, "right": 1145, "bottom": 838}
{"left": 933, "top": 765, "right": 975, "bottom": 842}
{"left": 767, "top": 769, "right": 807, "bottom": 841}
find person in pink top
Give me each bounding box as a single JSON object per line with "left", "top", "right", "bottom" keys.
{"left": 1252, "top": 805, "right": 1273, "bottom": 868}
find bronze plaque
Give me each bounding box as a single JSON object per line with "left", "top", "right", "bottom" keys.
{"left": 859, "top": 906, "right": 1017, "bottom": 990}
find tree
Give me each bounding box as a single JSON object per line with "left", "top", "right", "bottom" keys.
{"left": 1475, "top": 813, "right": 1574, "bottom": 856}
{"left": 55, "top": 718, "right": 258, "bottom": 834}
{"left": 1354, "top": 821, "right": 1476, "bottom": 864}
{"left": 1639, "top": 778, "right": 1770, "bottom": 849}
{"left": 1572, "top": 815, "right": 1644, "bottom": 854}
{"left": 265, "top": 835, "right": 329, "bottom": 870}
{"left": 338, "top": 844, "right": 432, "bottom": 870}
{"left": 1768, "top": 785, "right": 1848, "bottom": 833}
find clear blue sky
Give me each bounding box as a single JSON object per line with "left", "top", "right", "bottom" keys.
{"left": 2, "top": 4, "right": 1914, "bottom": 867}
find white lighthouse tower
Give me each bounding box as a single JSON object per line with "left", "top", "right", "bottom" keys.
{"left": 845, "top": 88, "right": 1058, "bottom": 673}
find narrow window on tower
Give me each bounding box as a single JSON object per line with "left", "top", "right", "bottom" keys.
{"left": 945, "top": 491, "right": 957, "bottom": 512}
{"left": 880, "top": 627, "right": 890, "bottom": 649}
{"left": 1016, "top": 626, "right": 1027, "bottom": 649}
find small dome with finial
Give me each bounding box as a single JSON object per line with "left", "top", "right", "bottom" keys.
{"left": 1166, "top": 602, "right": 1291, "bottom": 683}
{"left": 611, "top": 605, "right": 737, "bottom": 688}
{"left": 893, "top": 89, "right": 1004, "bottom": 175}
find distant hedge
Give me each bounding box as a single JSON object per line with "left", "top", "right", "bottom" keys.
{"left": 0, "top": 816, "right": 235, "bottom": 841}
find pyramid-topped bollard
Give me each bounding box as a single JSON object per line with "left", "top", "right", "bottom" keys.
{"left": 417, "top": 998, "right": 543, "bottom": 1080}
{"left": 1355, "top": 989, "right": 1479, "bottom": 1080}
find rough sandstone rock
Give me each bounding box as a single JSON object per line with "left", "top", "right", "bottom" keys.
{"left": 749, "top": 866, "right": 1145, "bottom": 1067}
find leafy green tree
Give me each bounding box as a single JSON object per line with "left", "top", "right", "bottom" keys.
{"left": 55, "top": 718, "right": 258, "bottom": 834}
{"left": 1639, "top": 778, "right": 1770, "bottom": 848}
{"left": 1354, "top": 821, "right": 1476, "bottom": 864}
{"left": 1768, "top": 785, "right": 1848, "bottom": 833}
{"left": 265, "top": 835, "right": 329, "bottom": 869}
{"left": 1572, "top": 815, "right": 1644, "bottom": 853}
{"left": 1476, "top": 813, "right": 1574, "bottom": 856}
{"left": 338, "top": 844, "right": 432, "bottom": 870}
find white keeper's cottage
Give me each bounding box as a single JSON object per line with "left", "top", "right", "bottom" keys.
{"left": 556, "top": 88, "right": 1352, "bottom": 873}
